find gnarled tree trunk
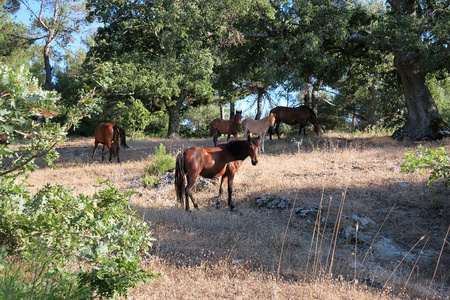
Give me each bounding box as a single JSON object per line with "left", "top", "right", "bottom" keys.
{"left": 167, "top": 90, "right": 188, "bottom": 138}
{"left": 393, "top": 53, "right": 448, "bottom": 140}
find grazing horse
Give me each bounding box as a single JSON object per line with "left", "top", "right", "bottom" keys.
{"left": 91, "top": 123, "right": 129, "bottom": 163}
{"left": 209, "top": 110, "right": 243, "bottom": 146}
{"left": 269, "top": 106, "right": 320, "bottom": 140}
{"left": 242, "top": 113, "right": 276, "bottom": 152}
{"left": 175, "top": 135, "right": 261, "bottom": 212}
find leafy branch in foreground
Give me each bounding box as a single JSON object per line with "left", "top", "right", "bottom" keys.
{"left": 0, "top": 65, "right": 100, "bottom": 176}
{"left": 401, "top": 145, "right": 450, "bottom": 187}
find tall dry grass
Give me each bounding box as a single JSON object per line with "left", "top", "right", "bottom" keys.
{"left": 25, "top": 133, "right": 450, "bottom": 299}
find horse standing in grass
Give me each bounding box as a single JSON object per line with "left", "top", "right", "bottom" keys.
{"left": 209, "top": 110, "right": 243, "bottom": 146}
{"left": 91, "top": 123, "right": 129, "bottom": 163}
{"left": 269, "top": 106, "right": 320, "bottom": 140}
{"left": 242, "top": 113, "right": 276, "bottom": 152}
{"left": 175, "top": 135, "right": 261, "bottom": 212}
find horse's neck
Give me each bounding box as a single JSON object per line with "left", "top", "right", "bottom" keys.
{"left": 227, "top": 141, "right": 248, "bottom": 161}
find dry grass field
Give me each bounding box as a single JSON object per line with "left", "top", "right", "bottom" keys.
{"left": 26, "top": 132, "right": 449, "bottom": 299}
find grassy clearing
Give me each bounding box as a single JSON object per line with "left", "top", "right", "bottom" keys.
{"left": 26, "top": 133, "right": 450, "bottom": 299}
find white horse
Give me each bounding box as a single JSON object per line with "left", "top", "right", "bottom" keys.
{"left": 242, "top": 113, "right": 276, "bottom": 152}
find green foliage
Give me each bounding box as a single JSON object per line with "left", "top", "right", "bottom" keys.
{"left": 0, "top": 65, "right": 157, "bottom": 298}
{"left": 0, "top": 178, "right": 158, "bottom": 298}
{"left": 0, "top": 65, "right": 100, "bottom": 176}
{"left": 145, "top": 143, "right": 175, "bottom": 177}
{"left": 115, "top": 97, "right": 151, "bottom": 138}
{"left": 181, "top": 104, "right": 220, "bottom": 138}
{"left": 0, "top": 249, "right": 91, "bottom": 299}
{"left": 401, "top": 146, "right": 450, "bottom": 187}
{"left": 140, "top": 175, "right": 160, "bottom": 188}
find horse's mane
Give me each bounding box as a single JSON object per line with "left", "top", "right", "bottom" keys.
{"left": 300, "top": 105, "right": 318, "bottom": 119}
{"left": 226, "top": 140, "right": 246, "bottom": 157}
{"left": 226, "top": 138, "right": 259, "bottom": 158}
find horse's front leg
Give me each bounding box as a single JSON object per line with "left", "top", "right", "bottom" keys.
{"left": 261, "top": 132, "right": 265, "bottom": 152}
{"left": 213, "top": 133, "right": 218, "bottom": 147}
{"left": 275, "top": 121, "right": 281, "bottom": 139}
{"left": 216, "top": 176, "right": 227, "bottom": 209}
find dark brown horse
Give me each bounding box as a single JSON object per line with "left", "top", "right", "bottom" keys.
{"left": 269, "top": 106, "right": 320, "bottom": 140}
{"left": 175, "top": 135, "right": 261, "bottom": 212}
{"left": 91, "top": 123, "right": 129, "bottom": 163}
{"left": 209, "top": 110, "right": 243, "bottom": 146}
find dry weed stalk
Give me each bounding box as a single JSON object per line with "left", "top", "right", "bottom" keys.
{"left": 312, "top": 188, "right": 325, "bottom": 278}
{"left": 382, "top": 235, "right": 425, "bottom": 291}
{"left": 403, "top": 236, "right": 429, "bottom": 291}
{"left": 327, "top": 188, "right": 347, "bottom": 276}
{"left": 426, "top": 225, "right": 450, "bottom": 300}
{"left": 358, "top": 203, "right": 397, "bottom": 278}
{"left": 276, "top": 192, "right": 298, "bottom": 283}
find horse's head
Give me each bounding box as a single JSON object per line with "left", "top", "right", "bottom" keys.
{"left": 247, "top": 135, "right": 260, "bottom": 166}
{"left": 234, "top": 110, "right": 243, "bottom": 125}
{"left": 313, "top": 124, "right": 320, "bottom": 135}
{"left": 269, "top": 113, "right": 276, "bottom": 126}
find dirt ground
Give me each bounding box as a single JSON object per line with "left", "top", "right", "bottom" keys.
{"left": 27, "top": 133, "right": 450, "bottom": 299}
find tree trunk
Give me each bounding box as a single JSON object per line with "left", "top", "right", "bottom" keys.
{"left": 366, "top": 80, "right": 381, "bottom": 126}
{"left": 43, "top": 32, "right": 54, "bottom": 91}
{"left": 229, "top": 101, "right": 235, "bottom": 118}
{"left": 255, "top": 90, "right": 263, "bottom": 120}
{"left": 167, "top": 91, "right": 188, "bottom": 138}
{"left": 311, "top": 80, "right": 322, "bottom": 115}
{"left": 220, "top": 104, "right": 225, "bottom": 119}
{"left": 393, "top": 53, "right": 449, "bottom": 140}
{"left": 303, "top": 85, "right": 310, "bottom": 107}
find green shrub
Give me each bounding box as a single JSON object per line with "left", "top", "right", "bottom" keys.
{"left": 0, "top": 65, "right": 157, "bottom": 299}
{"left": 0, "top": 177, "right": 158, "bottom": 299}
{"left": 145, "top": 143, "right": 175, "bottom": 177}
{"left": 401, "top": 145, "right": 450, "bottom": 187}
{"left": 141, "top": 175, "right": 160, "bottom": 188}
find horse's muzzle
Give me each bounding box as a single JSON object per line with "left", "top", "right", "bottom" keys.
{"left": 252, "top": 159, "right": 258, "bottom": 166}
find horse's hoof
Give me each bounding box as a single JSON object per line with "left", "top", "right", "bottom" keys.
{"left": 229, "top": 206, "right": 236, "bottom": 212}
{"left": 215, "top": 203, "right": 220, "bottom": 209}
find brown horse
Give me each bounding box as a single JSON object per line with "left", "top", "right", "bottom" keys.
{"left": 175, "top": 135, "right": 261, "bottom": 212}
{"left": 269, "top": 106, "right": 320, "bottom": 140}
{"left": 209, "top": 110, "right": 243, "bottom": 146}
{"left": 91, "top": 123, "right": 129, "bottom": 163}
{"left": 242, "top": 113, "right": 276, "bottom": 152}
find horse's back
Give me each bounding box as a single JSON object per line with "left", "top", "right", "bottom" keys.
{"left": 271, "top": 106, "right": 312, "bottom": 125}
{"left": 94, "top": 123, "right": 115, "bottom": 144}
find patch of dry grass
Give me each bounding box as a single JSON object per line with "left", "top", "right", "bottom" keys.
{"left": 25, "top": 134, "right": 450, "bottom": 299}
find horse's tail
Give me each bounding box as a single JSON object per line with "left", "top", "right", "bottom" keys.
{"left": 117, "top": 126, "right": 130, "bottom": 148}
{"left": 175, "top": 152, "right": 185, "bottom": 205}
{"left": 112, "top": 126, "right": 120, "bottom": 153}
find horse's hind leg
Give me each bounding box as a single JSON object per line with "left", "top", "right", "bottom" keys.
{"left": 226, "top": 175, "right": 235, "bottom": 211}
{"left": 101, "top": 144, "right": 107, "bottom": 161}
{"left": 91, "top": 142, "right": 99, "bottom": 161}
{"left": 185, "top": 174, "right": 199, "bottom": 211}
{"left": 216, "top": 176, "right": 227, "bottom": 209}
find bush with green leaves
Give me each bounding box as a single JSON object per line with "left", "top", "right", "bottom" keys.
{"left": 401, "top": 145, "right": 450, "bottom": 187}
{"left": 0, "top": 178, "right": 158, "bottom": 298}
{"left": 142, "top": 143, "right": 175, "bottom": 187}
{"left": 0, "top": 65, "right": 157, "bottom": 298}
{"left": 115, "top": 97, "right": 152, "bottom": 139}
